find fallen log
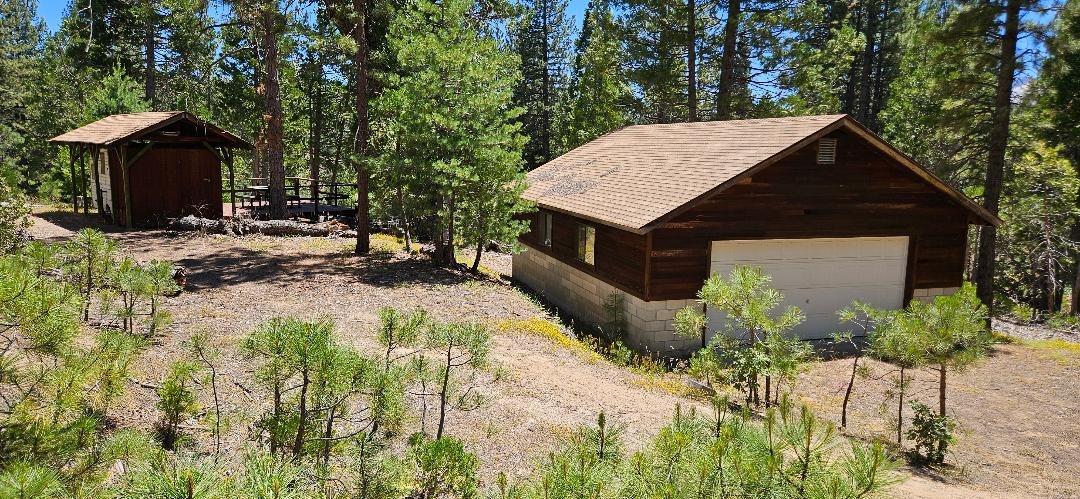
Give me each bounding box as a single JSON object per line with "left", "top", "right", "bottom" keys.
{"left": 168, "top": 216, "right": 354, "bottom": 238}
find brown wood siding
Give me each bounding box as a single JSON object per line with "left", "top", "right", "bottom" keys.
{"left": 520, "top": 209, "right": 648, "bottom": 298}
{"left": 647, "top": 130, "right": 969, "bottom": 300}
{"left": 127, "top": 146, "right": 222, "bottom": 227}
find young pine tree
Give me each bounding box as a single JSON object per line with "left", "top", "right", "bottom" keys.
{"left": 674, "top": 265, "right": 806, "bottom": 407}
{"left": 424, "top": 321, "right": 491, "bottom": 439}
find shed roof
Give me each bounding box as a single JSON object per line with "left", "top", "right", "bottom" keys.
{"left": 523, "top": 114, "right": 1000, "bottom": 233}
{"left": 50, "top": 111, "right": 251, "bottom": 148}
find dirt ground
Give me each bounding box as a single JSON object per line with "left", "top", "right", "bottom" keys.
{"left": 28, "top": 208, "right": 1080, "bottom": 498}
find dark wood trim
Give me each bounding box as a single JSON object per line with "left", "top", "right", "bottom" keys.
{"left": 520, "top": 240, "right": 648, "bottom": 301}
{"left": 903, "top": 235, "right": 919, "bottom": 305}
{"left": 534, "top": 202, "right": 643, "bottom": 235}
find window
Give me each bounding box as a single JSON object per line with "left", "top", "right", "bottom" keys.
{"left": 577, "top": 224, "right": 595, "bottom": 265}
{"left": 816, "top": 138, "right": 838, "bottom": 165}
{"left": 537, "top": 212, "right": 552, "bottom": 247}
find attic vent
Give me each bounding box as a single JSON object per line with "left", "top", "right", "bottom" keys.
{"left": 817, "top": 138, "right": 838, "bottom": 164}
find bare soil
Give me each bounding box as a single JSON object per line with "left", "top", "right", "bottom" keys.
{"left": 28, "top": 208, "right": 1080, "bottom": 498}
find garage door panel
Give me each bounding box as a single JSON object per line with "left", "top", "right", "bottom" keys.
{"left": 707, "top": 237, "right": 908, "bottom": 340}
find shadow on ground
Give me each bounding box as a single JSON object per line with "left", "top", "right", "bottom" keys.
{"left": 175, "top": 249, "right": 477, "bottom": 291}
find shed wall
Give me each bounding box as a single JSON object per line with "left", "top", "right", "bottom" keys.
{"left": 126, "top": 146, "right": 223, "bottom": 227}
{"left": 647, "top": 130, "right": 970, "bottom": 300}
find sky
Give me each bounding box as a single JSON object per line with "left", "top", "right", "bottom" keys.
{"left": 35, "top": 0, "right": 594, "bottom": 34}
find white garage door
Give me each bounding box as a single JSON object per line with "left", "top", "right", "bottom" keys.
{"left": 707, "top": 237, "right": 908, "bottom": 340}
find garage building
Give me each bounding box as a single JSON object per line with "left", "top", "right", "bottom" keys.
{"left": 512, "top": 114, "right": 1000, "bottom": 355}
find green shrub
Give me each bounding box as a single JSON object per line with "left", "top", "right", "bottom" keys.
{"left": 1047, "top": 312, "right": 1080, "bottom": 331}
{"left": 1008, "top": 302, "right": 1036, "bottom": 323}
{"left": 409, "top": 436, "right": 478, "bottom": 499}
{"left": 906, "top": 401, "right": 955, "bottom": 464}
{"left": 0, "top": 177, "right": 30, "bottom": 254}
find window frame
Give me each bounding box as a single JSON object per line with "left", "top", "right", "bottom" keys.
{"left": 577, "top": 224, "right": 596, "bottom": 265}
{"left": 538, "top": 212, "right": 552, "bottom": 247}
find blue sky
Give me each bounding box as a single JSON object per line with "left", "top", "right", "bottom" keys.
{"left": 36, "top": 0, "right": 593, "bottom": 34}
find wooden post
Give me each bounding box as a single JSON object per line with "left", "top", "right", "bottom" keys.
{"left": 79, "top": 146, "right": 88, "bottom": 215}
{"left": 226, "top": 149, "right": 236, "bottom": 220}
{"left": 313, "top": 178, "right": 320, "bottom": 222}
{"left": 92, "top": 146, "right": 104, "bottom": 220}
{"left": 68, "top": 145, "right": 77, "bottom": 212}
{"left": 120, "top": 146, "right": 132, "bottom": 227}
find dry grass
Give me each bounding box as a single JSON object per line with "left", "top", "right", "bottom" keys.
{"left": 1020, "top": 338, "right": 1080, "bottom": 365}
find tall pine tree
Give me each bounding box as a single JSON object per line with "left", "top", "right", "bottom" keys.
{"left": 513, "top": 0, "right": 572, "bottom": 168}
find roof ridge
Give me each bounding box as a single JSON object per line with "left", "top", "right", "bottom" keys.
{"left": 620, "top": 114, "right": 847, "bottom": 130}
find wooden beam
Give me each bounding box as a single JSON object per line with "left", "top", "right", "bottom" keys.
{"left": 125, "top": 143, "right": 153, "bottom": 167}
{"left": 91, "top": 146, "right": 104, "bottom": 222}
{"left": 201, "top": 141, "right": 225, "bottom": 161}
{"left": 79, "top": 145, "right": 88, "bottom": 215}
{"left": 68, "top": 145, "right": 77, "bottom": 212}
{"left": 224, "top": 148, "right": 236, "bottom": 220}
{"left": 119, "top": 146, "right": 132, "bottom": 227}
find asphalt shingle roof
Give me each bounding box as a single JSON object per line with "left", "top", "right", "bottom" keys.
{"left": 523, "top": 114, "right": 849, "bottom": 232}
{"left": 50, "top": 111, "right": 249, "bottom": 147}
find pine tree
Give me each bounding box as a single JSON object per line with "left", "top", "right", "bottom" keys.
{"left": 560, "top": 0, "right": 630, "bottom": 151}
{"left": 375, "top": 0, "right": 527, "bottom": 266}
{"left": 513, "top": 0, "right": 573, "bottom": 168}
{"left": 618, "top": 0, "right": 689, "bottom": 123}
{"left": 0, "top": 0, "right": 44, "bottom": 188}
{"left": 1039, "top": 0, "right": 1080, "bottom": 313}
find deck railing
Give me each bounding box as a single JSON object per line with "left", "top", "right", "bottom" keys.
{"left": 230, "top": 177, "right": 356, "bottom": 220}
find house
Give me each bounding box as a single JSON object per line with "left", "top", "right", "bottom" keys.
{"left": 51, "top": 111, "right": 251, "bottom": 227}
{"left": 512, "top": 115, "right": 1000, "bottom": 354}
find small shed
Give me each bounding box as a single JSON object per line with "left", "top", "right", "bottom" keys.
{"left": 513, "top": 114, "right": 1001, "bottom": 355}
{"left": 51, "top": 111, "right": 251, "bottom": 227}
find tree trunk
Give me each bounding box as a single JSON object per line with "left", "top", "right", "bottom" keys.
{"left": 687, "top": 0, "right": 697, "bottom": 122}
{"left": 716, "top": 0, "right": 740, "bottom": 119}
{"left": 271, "top": 383, "right": 281, "bottom": 454}
{"left": 938, "top": 363, "right": 947, "bottom": 416}
{"left": 292, "top": 368, "right": 309, "bottom": 457}
{"left": 144, "top": 0, "right": 155, "bottom": 106}
{"left": 321, "top": 407, "right": 335, "bottom": 466}
{"left": 310, "top": 48, "right": 323, "bottom": 208}
{"left": 353, "top": 0, "right": 371, "bottom": 254}
{"left": 397, "top": 183, "right": 412, "bottom": 252}
{"left": 974, "top": 0, "right": 1022, "bottom": 312}
{"left": 541, "top": 0, "right": 552, "bottom": 162}
{"left": 897, "top": 366, "right": 905, "bottom": 446}
{"left": 437, "top": 348, "right": 452, "bottom": 439}
{"left": 841, "top": 356, "right": 859, "bottom": 430}
{"left": 471, "top": 241, "right": 483, "bottom": 273}
{"left": 856, "top": 0, "right": 877, "bottom": 123}
{"left": 262, "top": 3, "right": 287, "bottom": 220}
{"left": 763, "top": 374, "right": 771, "bottom": 408}
{"left": 1071, "top": 259, "right": 1080, "bottom": 315}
